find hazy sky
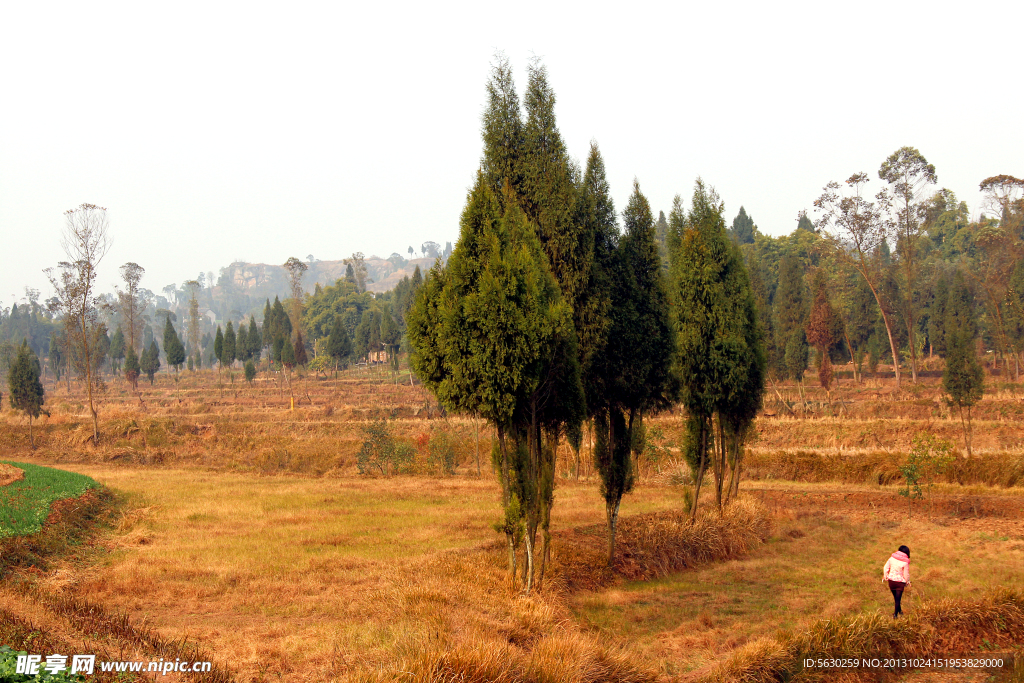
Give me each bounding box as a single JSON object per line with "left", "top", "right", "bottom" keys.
{"left": 2, "top": 1, "right": 1020, "bottom": 306}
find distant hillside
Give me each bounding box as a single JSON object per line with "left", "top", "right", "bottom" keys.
{"left": 217, "top": 255, "right": 439, "bottom": 300}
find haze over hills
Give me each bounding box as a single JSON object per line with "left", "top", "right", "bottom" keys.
{"left": 181, "top": 246, "right": 450, "bottom": 323}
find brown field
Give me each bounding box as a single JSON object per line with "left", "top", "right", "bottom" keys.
{"left": 2, "top": 360, "right": 1024, "bottom": 682}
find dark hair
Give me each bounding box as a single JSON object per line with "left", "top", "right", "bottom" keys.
{"left": 898, "top": 545, "right": 910, "bottom": 556}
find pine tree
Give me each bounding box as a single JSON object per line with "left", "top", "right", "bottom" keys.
{"left": 408, "top": 173, "right": 567, "bottom": 592}
{"left": 224, "top": 321, "right": 236, "bottom": 368}
{"left": 8, "top": 341, "right": 45, "bottom": 449}
{"left": 806, "top": 272, "right": 845, "bottom": 404}
{"left": 262, "top": 300, "right": 273, "bottom": 353}
{"left": 327, "top": 315, "right": 353, "bottom": 372}
{"left": 731, "top": 206, "right": 756, "bottom": 244}
{"left": 247, "top": 316, "right": 261, "bottom": 362}
{"left": 141, "top": 340, "right": 161, "bottom": 384}
{"left": 943, "top": 271, "right": 983, "bottom": 455}
{"left": 481, "top": 54, "right": 525, "bottom": 208}
{"left": 928, "top": 272, "right": 951, "bottom": 357}
{"left": 671, "top": 179, "right": 764, "bottom": 516}
{"left": 163, "top": 318, "right": 186, "bottom": 372}
{"left": 124, "top": 346, "right": 140, "bottom": 389}
{"left": 109, "top": 326, "right": 125, "bottom": 374}
{"left": 281, "top": 337, "right": 295, "bottom": 367}
{"left": 236, "top": 323, "right": 249, "bottom": 363}
{"left": 244, "top": 359, "right": 256, "bottom": 384}
{"left": 592, "top": 180, "right": 676, "bottom": 564}
{"left": 776, "top": 256, "right": 809, "bottom": 381}
{"left": 214, "top": 326, "right": 224, "bottom": 368}
{"left": 293, "top": 330, "right": 308, "bottom": 366}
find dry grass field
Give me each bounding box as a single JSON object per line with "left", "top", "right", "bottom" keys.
{"left": 2, "top": 360, "right": 1024, "bottom": 682}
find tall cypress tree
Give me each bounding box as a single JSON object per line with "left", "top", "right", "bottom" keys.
{"left": 109, "top": 326, "right": 125, "bottom": 374}
{"left": 671, "top": 179, "right": 762, "bottom": 516}
{"left": 409, "top": 174, "right": 568, "bottom": 592}
{"left": 141, "top": 340, "right": 161, "bottom": 384}
{"left": 481, "top": 54, "right": 525, "bottom": 210}
{"left": 327, "top": 315, "right": 353, "bottom": 373}
{"left": 124, "top": 346, "right": 140, "bottom": 389}
{"left": 943, "top": 271, "right": 983, "bottom": 455}
{"left": 214, "top": 326, "right": 224, "bottom": 369}
{"left": 247, "top": 316, "right": 262, "bottom": 362}
{"left": 731, "top": 206, "right": 756, "bottom": 244}
{"left": 592, "top": 180, "right": 676, "bottom": 564}
{"left": 8, "top": 341, "right": 45, "bottom": 449}
{"left": 776, "top": 256, "right": 809, "bottom": 381}
{"left": 236, "top": 323, "right": 249, "bottom": 363}
{"left": 224, "top": 321, "right": 236, "bottom": 368}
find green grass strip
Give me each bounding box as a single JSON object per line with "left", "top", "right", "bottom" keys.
{"left": 0, "top": 462, "right": 98, "bottom": 539}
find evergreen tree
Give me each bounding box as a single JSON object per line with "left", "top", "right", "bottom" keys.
{"left": 271, "top": 297, "right": 291, "bottom": 344}
{"left": 293, "top": 330, "right": 308, "bottom": 366}
{"left": 236, "top": 323, "right": 249, "bottom": 363}
{"left": 806, "top": 272, "right": 845, "bottom": 401}
{"left": 576, "top": 143, "right": 618, "bottom": 416}
{"left": 262, "top": 299, "right": 274, "bottom": 352}
{"left": 124, "top": 346, "right": 140, "bottom": 389}
{"left": 247, "top": 316, "right": 262, "bottom": 362}
{"left": 592, "top": 180, "right": 676, "bottom": 565}
{"left": 166, "top": 328, "right": 186, "bottom": 372}
{"left": 244, "top": 359, "right": 256, "bottom": 384}
{"left": 187, "top": 354, "right": 194, "bottom": 372}
{"left": 214, "top": 326, "right": 224, "bottom": 368}
{"left": 281, "top": 337, "right": 296, "bottom": 367}
{"left": 141, "top": 340, "right": 161, "bottom": 384}
{"left": 928, "top": 271, "right": 951, "bottom": 357}
{"left": 796, "top": 211, "right": 815, "bottom": 232}
{"left": 48, "top": 331, "right": 64, "bottom": 383}
{"left": 775, "top": 255, "right": 809, "bottom": 380}
{"left": 408, "top": 173, "right": 567, "bottom": 592}
{"left": 109, "top": 326, "right": 125, "bottom": 374}
{"left": 671, "top": 179, "right": 763, "bottom": 515}
{"left": 326, "top": 315, "right": 353, "bottom": 372}
{"left": 163, "top": 318, "right": 186, "bottom": 372}
{"left": 943, "top": 271, "right": 983, "bottom": 455}
{"left": 731, "top": 206, "right": 756, "bottom": 244}
{"left": 654, "top": 210, "right": 669, "bottom": 266}
{"left": 8, "top": 341, "right": 45, "bottom": 449}
{"left": 223, "top": 321, "right": 236, "bottom": 367}
{"left": 481, "top": 54, "right": 525, "bottom": 208}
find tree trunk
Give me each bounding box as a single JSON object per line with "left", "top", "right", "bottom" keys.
{"left": 691, "top": 417, "right": 709, "bottom": 522}
{"left": 29, "top": 415, "right": 35, "bottom": 450}
{"left": 475, "top": 419, "right": 481, "bottom": 476}
{"left": 606, "top": 500, "right": 620, "bottom": 567}
{"left": 498, "top": 427, "right": 516, "bottom": 584}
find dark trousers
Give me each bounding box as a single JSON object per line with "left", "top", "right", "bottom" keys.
{"left": 888, "top": 580, "right": 906, "bottom": 617}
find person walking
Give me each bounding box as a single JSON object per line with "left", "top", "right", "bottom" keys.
{"left": 883, "top": 545, "right": 911, "bottom": 618}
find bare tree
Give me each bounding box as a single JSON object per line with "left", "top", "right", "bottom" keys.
{"left": 184, "top": 280, "right": 202, "bottom": 360}
{"left": 815, "top": 174, "right": 904, "bottom": 388}
{"left": 342, "top": 252, "right": 370, "bottom": 293}
{"left": 45, "top": 203, "right": 111, "bottom": 443}
{"left": 878, "top": 147, "right": 937, "bottom": 383}
{"left": 283, "top": 256, "right": 308, "bottom": 331}
{"left": 116, "top": 262, "right": 146, "bottom": 354}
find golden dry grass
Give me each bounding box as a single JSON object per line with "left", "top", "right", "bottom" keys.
{"left": 4, "top": 366, "right": 1024, "bottom": 681}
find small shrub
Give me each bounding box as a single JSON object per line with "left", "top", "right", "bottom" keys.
{"left": 427, "top": 427, "right": 459, "bottom": 476}
{"left": 357, "top": 417, "right": 414, "bottom": 476}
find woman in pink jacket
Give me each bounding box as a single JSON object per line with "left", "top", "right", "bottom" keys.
{"left": 883, "top": 545, "right": 911, "bottom": 617}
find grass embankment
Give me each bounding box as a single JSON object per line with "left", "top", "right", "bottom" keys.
{"left": 571, "top": 481, "right": 1024, "bottom": 678}
{"left": 0, "top": 461, "right": 99, "bottom": 538}
{"left": 709, "top": 589, "right": 1024, "bottom": 682}
{"left": 745, "top": 449, "right": 1024, "bottom": 488}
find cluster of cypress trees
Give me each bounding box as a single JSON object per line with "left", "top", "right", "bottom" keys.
{"left": 408, "top": 57, "right": 766, "bottom": 590}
